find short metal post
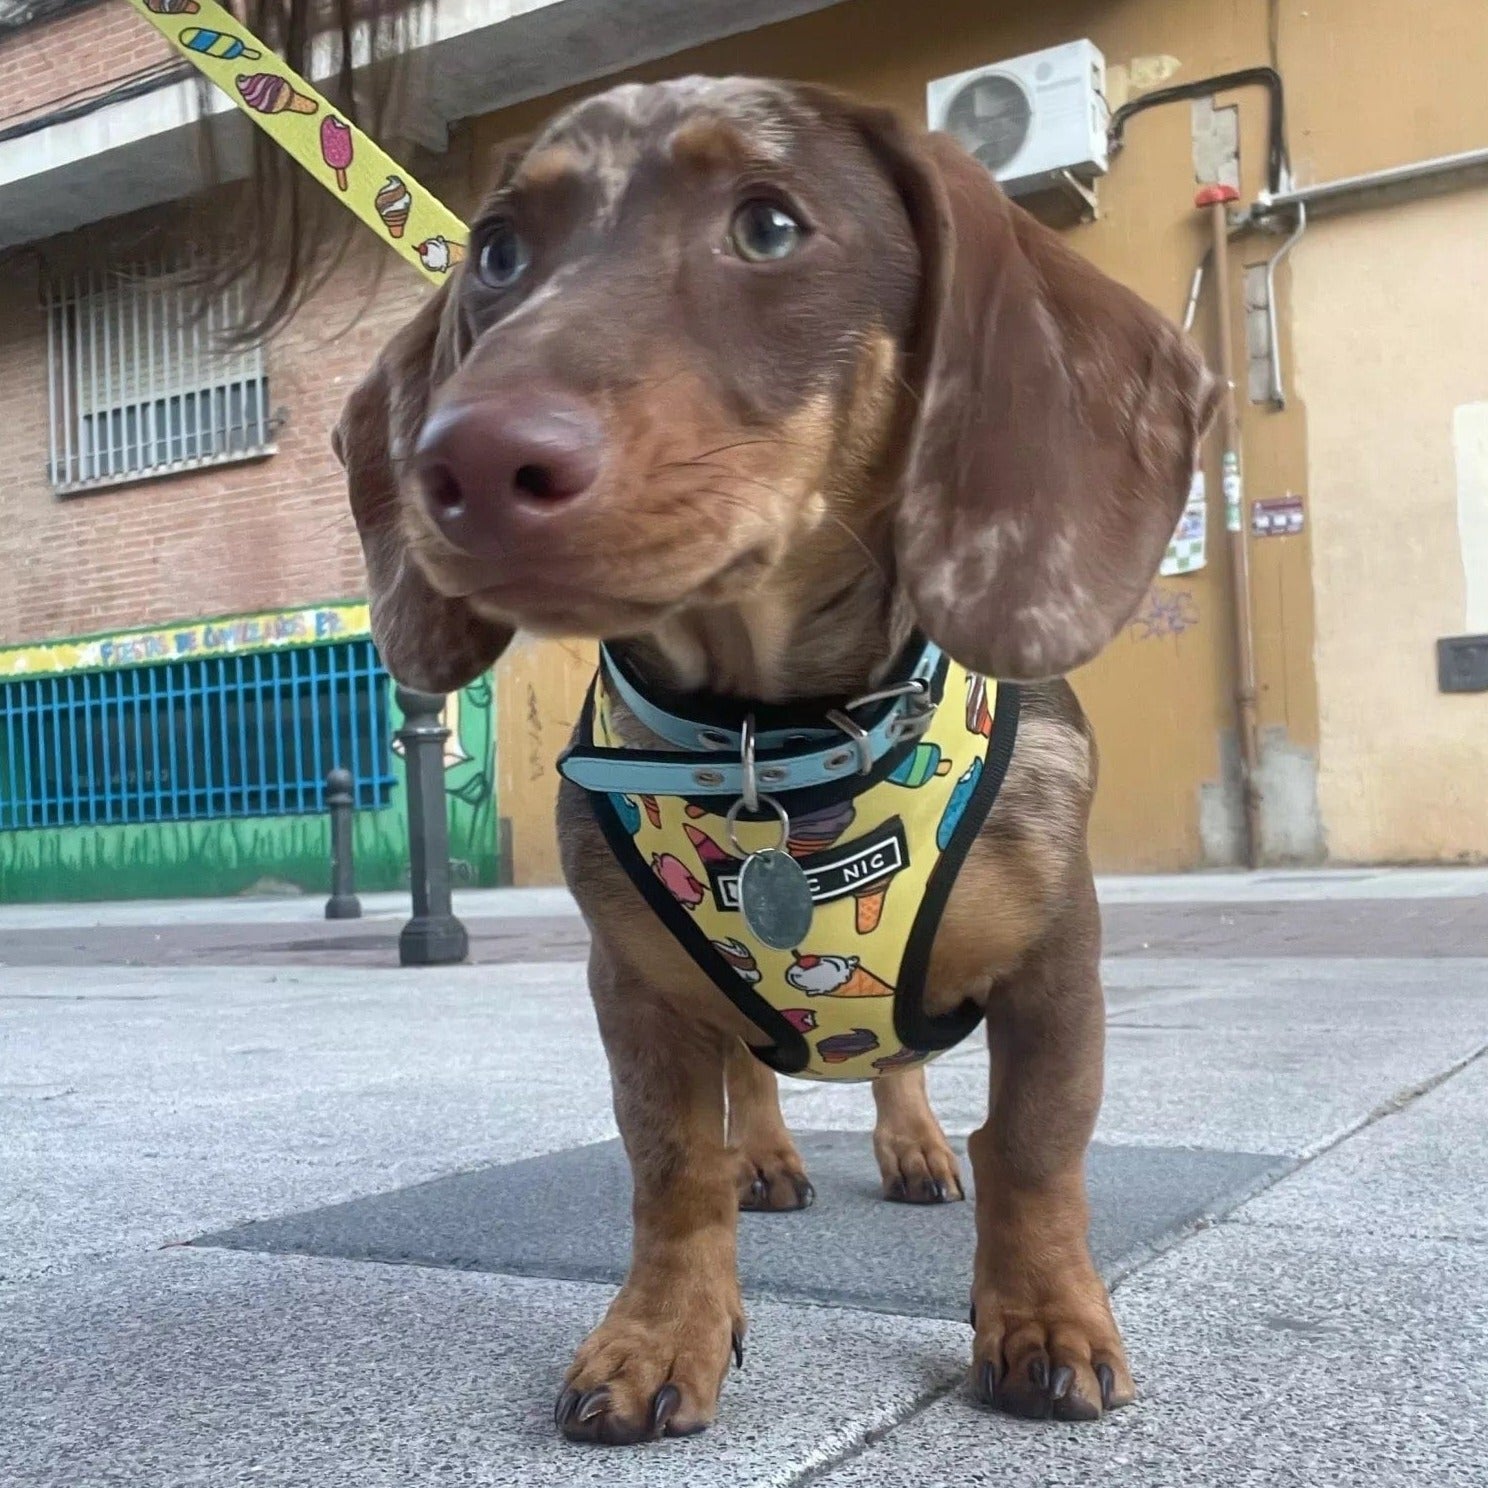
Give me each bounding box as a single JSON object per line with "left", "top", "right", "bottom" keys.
{"left": 324, "top": 767, "right": 362, "bottom": 920}
{"left": 395, "top": 686, "right": 469, "bottom": 966}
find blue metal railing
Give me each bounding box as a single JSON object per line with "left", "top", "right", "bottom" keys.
{"left": 0, "top": 638, "right": 395, "bottom": 829}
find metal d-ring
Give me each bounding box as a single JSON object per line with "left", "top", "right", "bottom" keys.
{"left": 725, "top": 793, "right": 789, "bottom": 856}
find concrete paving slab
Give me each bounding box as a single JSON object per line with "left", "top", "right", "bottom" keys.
{"left": 0, "top": 1246, "right": 967, "bottom": 1488}
{"left": 784, "top": 959, "right": 1488, "bottom": 1156}
{"left": 194, "top": 1130, "right": 1285, "bottom": 1318}
{"left": 0, "top": 884, "right": 581, "bottom": 930}
{"left": 1237, "top": 1050, "right": 1488, "bottom": 1242}
{"left": 1, "top": 964, "right": 615, "bottom": 1289}
{"left": 1095, "top": 866, "right": 1488, "bottom": 903}
{"left": 812, "top": 1225, "right": 1488, "bottom": 1488}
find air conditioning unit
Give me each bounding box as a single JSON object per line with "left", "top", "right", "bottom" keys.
{"left": 926, "top": 40, "right": 1110, "bottom": 199}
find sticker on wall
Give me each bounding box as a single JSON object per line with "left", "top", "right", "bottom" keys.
{"left": 1252, "top": 494, "right": 1305, "bottom": 537}
{"left": 1160, "top": 469, "right": 1208, "bottom": 576}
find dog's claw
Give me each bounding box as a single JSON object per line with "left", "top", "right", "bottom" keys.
{"left": 554, "top": 1387, "right": 580, "bottom": 1428}
{"left": 576, "top": 1387, "right": 611, "bottom": 1425}
{"left": 968, "top": 1302, "right": 977, "bottom": 1329}
{"left": 731, "top": 1328, "right": 745, "bottom": 1370}
{"left": 792, "top": 1175, "right": 816, "bottom": 1209}
{"left": 886, "top": 1177, "right": 908, "bottom": 1202}
{"left": 1028, "top": 1354, "right": 1050, "bottom": 1392}
{"left": 1096, "top": 1362, "right": 1116, "bottom": 1409}
{"left": 976, "top": 1358, "right": 999, "bottom": 1406}
{"left": 649, "top": 1384, "right": 681, "bottom": 1436}
{"left": 1049, "top": 1364, "right": 1073, "bottom": 1401}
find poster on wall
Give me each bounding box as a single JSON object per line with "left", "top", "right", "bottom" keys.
{"left": 1160, "top": 470, "right": 1208, "bottom": 577}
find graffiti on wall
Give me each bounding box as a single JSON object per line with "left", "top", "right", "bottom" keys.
{"left": 1129, "top": 586, "right": 1201, "bottom": 642}
{"left": 0, "top": 604, "right": 497, "bottom": 902}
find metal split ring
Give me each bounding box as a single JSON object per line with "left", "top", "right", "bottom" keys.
{"left": 725, "top": 792, "right": 789, "bottom": 856}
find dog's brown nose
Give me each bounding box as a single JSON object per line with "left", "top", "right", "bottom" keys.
{"left": 414, "top": 390, "right": 604, "bottom": 557}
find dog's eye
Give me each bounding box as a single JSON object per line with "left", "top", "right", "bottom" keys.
{"left": 476, "top": 219, "right": 530, "bottom": 289}
{"left": 728, "top": 199, "right": 805, "bottom": 263}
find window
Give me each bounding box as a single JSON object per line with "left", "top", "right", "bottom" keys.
{"left": 44, "top": 262, "right": 273, "bottom": 493}
{"left": 0, "top": 639, "right": 395, "bottom": 829}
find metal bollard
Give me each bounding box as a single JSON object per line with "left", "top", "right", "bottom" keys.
{"left": 324, "top": 767, "right": 363, "bottom": 920}
{"left": 394, "top": 686, "right": 470, "bottom": 966}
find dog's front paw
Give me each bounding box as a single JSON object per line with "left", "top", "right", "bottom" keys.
{"left": 970, "top": 1272, "right": 1133, "bottom": 1422}
{"left": 556, "top": 1296, "right": 745, "bottom": 1445}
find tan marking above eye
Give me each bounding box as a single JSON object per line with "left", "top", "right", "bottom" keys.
{"left": 512, "top": 145, "right": 584, "bottom": 192}
{"left": 668, "top": 116, "right": 760, "bottom": 172}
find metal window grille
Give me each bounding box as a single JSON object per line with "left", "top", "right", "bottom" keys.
{"left": 0, "top": 639, "right": 395, "bottom": 829}
{"left": 43, "top": 261, "right": 273, "bottom": 493}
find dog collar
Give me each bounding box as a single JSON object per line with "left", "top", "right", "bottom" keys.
{"left": 557, "top": 636, "right": 946, "bottom": 799}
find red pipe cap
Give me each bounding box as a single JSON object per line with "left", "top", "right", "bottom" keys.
{"left": 1195, "top": 183, "right": 1242, "bottom": 207}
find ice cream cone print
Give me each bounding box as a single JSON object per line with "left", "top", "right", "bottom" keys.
{"left": 787, "top": 799, "right": 855, "bottom": 858}
{"left": 146, "top": 0, "right": 198, "bottom": 12}
{"left": 684, "top": 822, "right": 732, "bottom": 867}
{"left": 319, "top": 115, "right": 353, "bottom": 189}
{"left": 374, "top": 175, "right": 412, "bottom": 238}
{"left": 181, "top": 26, "right": 258, "bottom": 57}
{"left": 236, "top": 73, "right": 318, "bottom": 115}
{"left": 414, "top": 235, "right": 467, "bottom": 274}
{"left": 888, "top": 741, "right": 951, "bottom": 788}
{"left": 873, "top": 1047, "right": 925, "bottom": 1074}
{"left": 640, "top": 794, "right": 662, "bottom": 829}
{"left": 817, "top": 1027, "right": 880, "bottom": 1063}
{"left": 787, "top": 951, "right": 893, "bottom": 998}
{"left": 966, "top": 675, "right": 993, "bottom": 738}
{"left": 854, "top": 879, "right": 890, "bottom": 933}
{"left": 712, "top": 937, "right": 761, "bottom": 984}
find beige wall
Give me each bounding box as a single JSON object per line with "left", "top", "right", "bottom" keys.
{"left": 1291, "top": 193, "right": 1488, "bottom": 861}
{"left": 1276, "top": 0, "right": 1488, "bottom": 862}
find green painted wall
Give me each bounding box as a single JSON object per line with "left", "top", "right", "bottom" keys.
{"left": 0, "top": 665, "right": 497, "bottom": 905}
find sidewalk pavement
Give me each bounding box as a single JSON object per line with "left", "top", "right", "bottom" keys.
{"left": 2, "top": 870, "right": 1487, "bottom": 1486}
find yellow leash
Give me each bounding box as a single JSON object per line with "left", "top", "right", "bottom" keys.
{"left": 125, "top": 0, "right": 468, "bottom": 284}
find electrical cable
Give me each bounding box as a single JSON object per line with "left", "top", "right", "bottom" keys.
{"left": 1108, "top": 66, "right": 1289, "bottom": 194}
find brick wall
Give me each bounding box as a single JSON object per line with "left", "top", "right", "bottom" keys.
{"left": 0, "top": 2, "right": 175, "bottom": 130}
{"left": 0, "top": 207, "right": 455, "bottom": 646}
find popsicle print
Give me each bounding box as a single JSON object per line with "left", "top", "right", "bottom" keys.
{"left": 320, "top": 115, "right": 353, "bottom": 190}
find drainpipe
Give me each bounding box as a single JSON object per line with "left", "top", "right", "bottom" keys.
{"left": 1196, "top": 183, "right": 1262, "bottom": 869}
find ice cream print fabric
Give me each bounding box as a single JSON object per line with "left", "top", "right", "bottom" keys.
{"left": 587, "top": 660, "right": 1017, "bottom": 1083}
{"left": 127, "top": 0, "right": 468, "bottom": 285}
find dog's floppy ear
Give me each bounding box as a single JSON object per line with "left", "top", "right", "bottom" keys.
{"left": 333, "top": 285, "right": 512, "bottom": 693}
{"left": 853, "top": 109, "right": 1220, "bottom": 680}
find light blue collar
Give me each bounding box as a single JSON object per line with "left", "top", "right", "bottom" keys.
{"left": 558, "top": 639, "right": 945, "bottom": 800}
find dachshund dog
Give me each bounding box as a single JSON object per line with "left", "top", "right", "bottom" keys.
{"left": 334, "top": 76, "right": 1218, "bottom": 1444}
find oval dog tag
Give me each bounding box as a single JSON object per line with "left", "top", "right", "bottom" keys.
{"left": 737, "top": 849, "right": 814, "bottom": 951}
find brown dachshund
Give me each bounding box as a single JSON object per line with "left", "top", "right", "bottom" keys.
{"left": 334, "top": 77, "right": 1218, "bottom": 1444}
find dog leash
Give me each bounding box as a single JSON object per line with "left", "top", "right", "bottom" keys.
{"left": 124, "top": 0, "right": 467, "bottom": 284}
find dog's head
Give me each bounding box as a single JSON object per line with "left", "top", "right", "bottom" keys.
{"left": 336, "top": 78, "right": 1219, "bottom": 694}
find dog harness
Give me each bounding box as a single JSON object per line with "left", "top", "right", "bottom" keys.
{"left": 559, "top": 637, "right": 1020, "bottom": 1081}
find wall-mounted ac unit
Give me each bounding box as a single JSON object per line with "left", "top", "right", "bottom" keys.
{"left": 926, "top": 39, "right": 1110, "bottom": 199}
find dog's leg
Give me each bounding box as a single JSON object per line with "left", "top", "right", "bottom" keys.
{"left": 967, "top": 868, "right": 1132, "bottom": 1422}
{"left": 872, "top": 1066, "right": 964, "bottom": 1203}
{"left": 556, "top": 962, "right": 746, "bottom": 1444}
{"left": 726, "top": 1040, "right": 814, "bottom": 1212}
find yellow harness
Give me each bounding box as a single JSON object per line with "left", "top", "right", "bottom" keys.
{"left": 562, "top": 645, "right": 1019, "bottom": 1081}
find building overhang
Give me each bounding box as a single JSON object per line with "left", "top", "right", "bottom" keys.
{"left": 0, "top": 0, "right": 845, "bottom": 249}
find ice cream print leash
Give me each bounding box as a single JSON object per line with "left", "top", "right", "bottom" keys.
{"left": 126, "top": 0, "right": 467, "bottom": 284}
